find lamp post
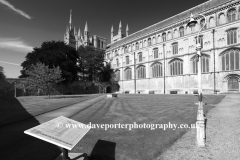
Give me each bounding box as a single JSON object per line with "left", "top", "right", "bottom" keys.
{"left": 187, "top": 13, "right": 206, "bottom": 147}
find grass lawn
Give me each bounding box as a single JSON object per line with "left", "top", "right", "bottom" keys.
{"left": 71, "top": 94, "right": 225, "bottom": 160}
{"left": 0, "top": 94, "right": 101, "bottom": 126}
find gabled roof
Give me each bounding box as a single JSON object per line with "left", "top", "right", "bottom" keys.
{"left": 108, "top": 0, "right": 232, "bottom": 49}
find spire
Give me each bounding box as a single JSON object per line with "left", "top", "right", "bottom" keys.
{"left": 78, "top": 28, "right": 81, "bottom": 36}
{"left": 126, "top": 24, "right": 129, "bottom": 36}
{"left": 84, "top": 21, "right": 88, "bottom": 32}
{"left": 111, "top": 25, "right": 114, "bottom": 33}
{"left": 69, "top": 9, "right": 72, "bottom": 24}
{"left": 119, "top": 20, "right": 122, "bottom": 29}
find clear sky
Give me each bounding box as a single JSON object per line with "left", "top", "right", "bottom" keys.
{"left": 0, "top": 0, "right": 208, "bottom": 78}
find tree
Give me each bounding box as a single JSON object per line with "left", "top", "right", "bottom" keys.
{"left": 24, "top": 63, "right": 64, "bottom": 98}
{"left": 20, "top": 41, "right": 79, "bottom": 84}
{"left": 0, "top": 66, "right": 12, "bottom": 97}
{"left": 78, "top": 46, "right": 114, "bottom": 82}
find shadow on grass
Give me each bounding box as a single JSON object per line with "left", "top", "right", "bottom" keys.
{"left": 0, "top": 97, "right": 61, "bottom": 160}
{"left": 87, "top": 139, "right": 116, "bottom": 160}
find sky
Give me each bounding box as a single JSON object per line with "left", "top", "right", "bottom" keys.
{"left": 0, "top": 0, "right": 208, "bottom": 78}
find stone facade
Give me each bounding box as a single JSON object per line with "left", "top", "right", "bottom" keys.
{"left": 105, "top": 0, "right": 240, "bottom": 94}
{"left": 64, "top": 10, "right": 107, "bottom": 50}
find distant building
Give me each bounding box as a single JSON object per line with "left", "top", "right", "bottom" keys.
{"left": 64, "top": 10, "right": 107, "bottom": 50}
{"left": 105, "top": 0, "right": 240, "bottom": 94}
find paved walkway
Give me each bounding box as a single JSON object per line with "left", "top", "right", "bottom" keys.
{"left": 159, "top": 94, "right": 240, "bottom": 160}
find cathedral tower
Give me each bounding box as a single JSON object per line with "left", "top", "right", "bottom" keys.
{"left": 84, "top": 22, "right": 89, "bottom": 46}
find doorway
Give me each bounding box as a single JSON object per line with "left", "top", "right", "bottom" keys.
{"left": 228, "top": 77, "right": 239, "bottom": 91}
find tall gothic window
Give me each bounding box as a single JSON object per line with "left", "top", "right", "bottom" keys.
{"left": 136, "top": 65, "right": 146, "bottom": 79}
{"left": 115, "top": 70, "right": 120, "bottom": 81}
{"left": 191, "top": 55, "right": 210, "bottom": 74}
{"left": 138, "top": 52, "right": 143, "bottom": 62}
{"left": 179, "top": 26, "right": 184, "bottom": 37}
{"left": 124, "top": 68, "right": 132, "bottom": 80}
{"left": 222, "top": 49, "right": 240, "bottom": 71}
{"left": 172, "top": 43, "right": 178, "bottom": 55}
{"left": 136, "top": 42, "right": 139, "bottom": 50}
{"left": 227, "top": 29, "right": 237, "bottom": 45}
{"left": 153, "top": 48, "right": 158, "bottom": 59}
{"left": 162, "top": 33, "right": 166, "bottom": 42}
{"left": 227, "top": 8, "right": 237, "bottom": 22}
{"left": 169, "top": 59, "right": 183, "bottom": 76}
{"left": 126, "top": 56, "right": 129, "bottom": 65}
{"left": 151, "top": 63, "right": 162, "bottom": 77}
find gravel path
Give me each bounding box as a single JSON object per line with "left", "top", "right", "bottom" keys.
{"left": 159, "top": 94, "right": 240, "bottom": 160}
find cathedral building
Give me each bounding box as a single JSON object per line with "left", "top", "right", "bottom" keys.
{"left": 64, "top": 10, "right": 107, "bottom": 50}
{"left": 105, "top": 0, "right": 240, "bottom": 94}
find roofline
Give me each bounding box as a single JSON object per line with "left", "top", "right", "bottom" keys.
{"left": 107, "top": 0, "right": 233, "bottom": 50}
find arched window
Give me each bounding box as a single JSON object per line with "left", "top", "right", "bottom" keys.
{"left": 128, "top": 45, "right": 131, "bottom": 52}
{"left": 169, "top": 59, "right": 183, "bottom": 76}
{"left": 136, "top": 65, "right": 146, "bottom": 79}
{"left": 124, "top": 46, "right": 128, "bottom": 53}
{"left": 144, "top": 40, "right": 147, "bottom": 47}
{"left": 157, "top": 35, "right": 161, "bottom": 43}
{"left": 200, "top": 19, "right": 206, "bottom": 30}
{"left": 136, "top": 42, "right": 139, "bottom": 50}
{"left": 167, "top": 31, "right": 171, "bottom": 40}
{"left": 227, "top": 8, "right": 237, "bottom": 22}
{"left": 221, "top": 49, "right": 240, "bottom": 71}
{"left": 227, "top": 29, "right": 237, "bottom": 45}
{"left": 209, "top": 17, "right": 215, "bottom": 28}
{"left": 172, "top": 43, "right": 178, "bottom": 55}
{"left": 153, "top": 48, "right": 158, "bottom": 59}
{"left": 115, "top": 50, "right": 118, "bottom": 56}
{"left": 148, "top": 38, "right": 151, "bottom": 46}
{"left": 115, "top": 70, "right": 120, "bottom": 81}
{"left": 138, "top": 52, "right": 143, "bottom": 62}
{"left": 132, "top": 44, "right": 135, "bottom": 51}
{"left": 140, "top": 41, "right": 142, "bottom": 48}
{"left": 152, "top": 37, "right": 156, "bottom": 44}
{"left": 151, "top": 63, "right": 162, "bottom": 78}
{"left": 191, "top": 55, "right": 210, "bottom": 74}
{"left": 179, "top": 26, "right": 184, "bottom": 37}
{"left": 124, "top": 68, "right": 132, "bottom": 80}
{"left": 218, "top": 13, "right": 225, "bottom": 25}
{"left": 189, "top": 23, "right": 195, "bottom": 33}
{"left": 126, "top": 56, "right": 129, "bottom": 65}
{"left": 162, "top": 33, "right": 166, "bottom": 42}
{"left": 174, "top": 29, "right": 178, "bottom": 38}
{"left": 116, "top": 58, "right": 119, "bottom": 67}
